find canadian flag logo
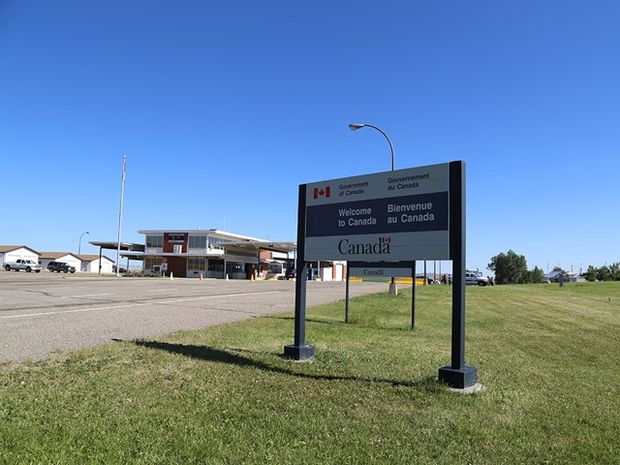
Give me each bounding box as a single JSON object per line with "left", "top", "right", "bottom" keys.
{"left": 313, "top": 186, "right": 331, "bottom": 199}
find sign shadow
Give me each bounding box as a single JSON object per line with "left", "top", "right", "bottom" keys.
{"left": 114, "top": 339, "right": 438, "bottom": 391}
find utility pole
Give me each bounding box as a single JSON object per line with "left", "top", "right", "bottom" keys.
{"left": 116, "top": 155, "right": 127, "bottom": 277}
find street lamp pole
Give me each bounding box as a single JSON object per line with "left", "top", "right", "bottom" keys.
{"left": 78, "top": 231, "right": 89, "bottom": 256}
{"left": 349, "top": 123, "right": 399, "bottom": 295}
{"left": 349, "top": 123, "right": 395, "bottom": 171}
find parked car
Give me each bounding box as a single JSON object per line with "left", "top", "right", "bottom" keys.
{"left": 47, "top": 261, "right": 76, "bottom": 273}
{"left": 285, "top": 267, "right": 296, "bottom": 280}
{"left": 4, "top": 259, "right": 42, "bottom": 273}
{"left": 465, "top": 270, "right": 489, "bottom": 286}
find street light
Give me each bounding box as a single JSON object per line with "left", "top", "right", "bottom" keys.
{"left": 349, "top": 122, "right": 399, "bottom": 295}
{"left": 78, "top": 231, "right": 89, "bottom": 256}
{"left": 348, "top": 123, "right": 395, "bottom": 171}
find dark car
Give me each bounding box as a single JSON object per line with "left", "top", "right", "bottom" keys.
{"left": 47, "top": 261, "right": 76, "bottom": 273}
{"left": 285, "top": 267, "right": 296, "bottom": 280}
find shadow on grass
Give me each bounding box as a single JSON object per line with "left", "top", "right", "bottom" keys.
{"left": 113, "top": 339, "right": 437, "bottom": 391}
{"left": 266, "top": 315, "right": 346, "bottom": 326}
{"left": 266, "top": 315, "right": 418, "bottom": 332}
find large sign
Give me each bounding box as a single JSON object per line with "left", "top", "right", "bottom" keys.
{"left": 304, "top": 163, "right": 450, "bottom": 261}
{"left": 285, "top": 160, "right": 477, "bottom": 390}
{"left": 348, "top": 261, "right": 414, "bottom": 278}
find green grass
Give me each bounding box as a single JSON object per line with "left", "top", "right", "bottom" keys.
{"left": 1, "top": 282, "right": 619, "bottom": 464}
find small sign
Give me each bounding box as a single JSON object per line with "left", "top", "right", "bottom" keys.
{"left": 348, "top": 261, "right": 414, "bottom": 278}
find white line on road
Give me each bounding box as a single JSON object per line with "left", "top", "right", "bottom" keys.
{"left": 0, "top": 303, "right": 145, "bottom": 320}
{"left": 152, "top": 290, "right": 284, "bottom": 304}
{"left": 0, "top": 290, "right": 287, "bottom": 320}
{"left": 68, "top": 293, "right": 111, "bottom": 298}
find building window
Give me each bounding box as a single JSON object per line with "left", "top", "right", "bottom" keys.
{"left": 226, "top": 262, "right": 245, "bottom": 274}
{"left": 168, "top": 234, "right": 185, "bottom": 243}
{"left": 145, "top": 256, "right": 163, "bottom": 270}
{"left": 208, "top": 259, "right": 224, "bottom": 272}
{"left": 208, "top": 236, "right": 234, "bottom": 249}
{"left": 269, "top": 262, "right": 283, "bottom": 274}
{"left": 146, "top": 235, "right": 163, "bottom": 248}
{"left": 189, "top": 235, "right": 207, "bottom": 249}
{"left": 188, "top": 258, "right": 206, "bottom": 271}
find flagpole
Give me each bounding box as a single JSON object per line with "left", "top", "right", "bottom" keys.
{"left": 116, "top": 155, "right": 127, "bottom": 277}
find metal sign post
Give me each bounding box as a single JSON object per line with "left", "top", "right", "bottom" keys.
{"left": 283, "top": 185, "right": 315, "bottom": 360}
{"left": 344, "top": 265, "right": 350, "bottom": 323}
{"left": 411, "top": 261, "right": 416, "bottom": 330}
{"left": 438, "top": 161, "right": 477, "bottom": 389}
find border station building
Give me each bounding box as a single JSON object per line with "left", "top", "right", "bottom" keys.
{"left": 130, "top": 229, "right": 296, "bottom": 279}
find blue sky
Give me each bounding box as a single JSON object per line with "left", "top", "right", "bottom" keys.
{"left": 1, "top": 1, "right": 618, "bottom": 273}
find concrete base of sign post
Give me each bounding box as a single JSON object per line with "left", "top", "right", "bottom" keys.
{"left": 284, "top": 344, "right": 315, "bottom": 361}
{"left": 447, "top": 383, "right": 484, "bottom": 395}
{"left": 388, "top": 282, "right": 398, "bottom": 295}
{"left": 438, "top": 365, "right": 478, "bottom": 389}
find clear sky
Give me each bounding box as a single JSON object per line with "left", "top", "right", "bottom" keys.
{"left": 1, "top": 1, "right": 618, "bottom": 273}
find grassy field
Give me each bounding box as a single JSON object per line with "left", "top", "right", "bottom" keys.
{"left": 1, "top": 282, "right": 619, "bottom": 464}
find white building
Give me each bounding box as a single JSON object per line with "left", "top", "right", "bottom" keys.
{"left": 0, "top": 245, "right": 40, "bottom": 268}
{"left": 317, "top": 262, "right": 346, "bottom": 282}
{"left": 78, "top": 254, "right": 114, "bottom": 273}
{"left": 39, "top": 252, "right": 82, "bottom": 271}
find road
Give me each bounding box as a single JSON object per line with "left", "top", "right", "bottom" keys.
{"left": 0, "top": 272, "right": 387, "bottom": 362}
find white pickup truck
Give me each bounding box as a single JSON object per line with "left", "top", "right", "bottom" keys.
{"left": 4, "top": 259, "right": 42, "bottom": 273}
{"left": 465, "top": 270, "right": 489, "bottom": 286}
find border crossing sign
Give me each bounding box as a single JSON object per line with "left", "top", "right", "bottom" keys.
{"left": 304, "top": 163, "right": 450, "bottom": 261}
{"left": 284, "top": 161, "right": 478, "bottom": 390}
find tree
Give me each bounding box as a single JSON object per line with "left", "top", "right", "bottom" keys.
{"left": 488, "top": 250, "right": 528, "bottom": 284}
{"left": 609, "top": 263, "right": 620, "bottom": 281}
{"left": 527, "top": 266, "right": 545, "bottom": 284}
{"left": 585, "top": 265, "right": 597, "bottom": 282}
{"left": 597, "top": 266, "right": 611, "bottom": 281}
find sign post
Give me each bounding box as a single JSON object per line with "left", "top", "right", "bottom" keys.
{"left": 283, "top": 184, "right": 315, "bottom": 360}
{"left": 284, "top": 161, "right": 477, "bottom": 389}
{"left": 411, "top": 261, "right": 416, "bottom": 329}
{"left": 344, "top": 265, "right": 350, "bottom": 323}
{"left": 438, "top": 161, "right": 477, "bottom": 389}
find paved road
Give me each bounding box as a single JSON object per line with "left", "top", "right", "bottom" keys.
{"left": 0, "top": 272, "right": 387, "bottom": 362}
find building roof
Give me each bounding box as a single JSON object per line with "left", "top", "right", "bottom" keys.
{"left": 0, "top": 245, "right": 40, "bottom": 255}
{"left": 544, "top": 270, "right": 563, "bottom": 279}
{"left": 137, "top": 229, "right": 266, "bottom": 242}
{"left": 221, "top": 241, "right": 296, "bottom": 253}
{"left": 39, "top": 252, "right": 80, "bottom": 260}
{"left": 89, "top": 241, "right": 145, "bottom": 252}
{"left": 78, "top": 254, "right": 114, "bottom": 263}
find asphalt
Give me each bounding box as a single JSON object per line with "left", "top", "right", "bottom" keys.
{"left": 0, "top": 271, "right": 388, "bottom": 362}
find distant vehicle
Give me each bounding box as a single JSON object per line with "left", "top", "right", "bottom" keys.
{"left": 4, "top": 259, "right": 42, "bottom": 273}
{"left": 416, "top": 275, "right": 438, "bottom": 285}
{"left": 47, "top": 261, "right": 76, "bottom": 273}
{"left": 285, "top": 267, "right": 296, "bottom": 280}
{"left": 112, "top": 265, "right": 127, "bottom": 273}
{"left": 465, "top": 270, "right": 489, "bottom": 286}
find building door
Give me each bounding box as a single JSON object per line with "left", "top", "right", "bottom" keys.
{"left": 168, "top": 256, "right": 187, "bottom": 278}
{"left": 246, "top": 264, "right": 256, "bottom": 280}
